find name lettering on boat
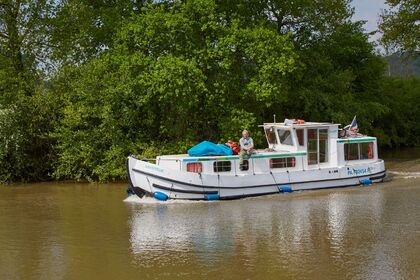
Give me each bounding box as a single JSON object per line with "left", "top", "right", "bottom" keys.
{"left": 144, "top": 163, "right": 164, "bottom": 173}
{"left": 329, "top": 170, "right": 338, "bottom": 174}
{"left": 347, "top": 167, "right": 372, "bottom": 176}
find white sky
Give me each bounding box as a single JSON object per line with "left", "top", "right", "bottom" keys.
{"left": 351, "top": 0, "right": 389, "bottom": 52}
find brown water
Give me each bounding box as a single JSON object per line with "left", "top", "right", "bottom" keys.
{"left": 1, "top": 149, "right": 419, "bottom": 280}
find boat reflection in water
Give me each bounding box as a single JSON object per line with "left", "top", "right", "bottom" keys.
{"left": 128, "top": 200, "right": 235, "bottom": 265}
{"left": 124, "top": 186, "right": 409, "bottom": 279}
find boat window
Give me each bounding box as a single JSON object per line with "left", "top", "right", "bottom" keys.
{"left": 270, "top": 157, "right": 296, "bottom": 169}
{"left": 265, "top": 127, "right": 277, "bottom": 145}
{"left": 307, "top": 129, "right": 318, "bottom": 165}
{"left": 345, "top": 142, "right": 374, "bottom": 160}
{"left": 360, "top": 142, "right": 374, "bottom": 159}
{"left": 213, "top": 161, "right": 231, "bottom": 172}
{"left": 319, "top": 129, "right": 328, "bottom": 163}
{"left": 278, "top": 129, "right": 293, "bottom": 145}
{"left": 187, "top": 162, "right": 202, "bottom": 173}
{"left": 344, "top": 143, "right": 359, "bottom": 160}
{"left": 307, "top": 128, "right": 329, "bottom": 165}
{"left": 241, "top": 160, "right": 249, "bottom": 171}
{"left": 296, "top": 129, "right": 304, "bottom": 146}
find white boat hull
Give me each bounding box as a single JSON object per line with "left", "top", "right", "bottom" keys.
{"left": 127, "top": 156, "right": 386, "bottom": 200}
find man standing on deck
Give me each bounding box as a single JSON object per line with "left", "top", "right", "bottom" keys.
{"left": 239, "top": 130, "right": 254, "bottom": 170}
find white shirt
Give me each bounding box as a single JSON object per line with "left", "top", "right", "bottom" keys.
{"left": 240, "top": 137, "right": 254, "bottom": 150}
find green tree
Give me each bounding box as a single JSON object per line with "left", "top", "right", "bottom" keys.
{"left": 53, "top": 0, "right": 298, "bottom": 181}
{"left": 373, "top": 77, "right": 420, "bottom": 147}
{"left": 0, "top": 0, "right": 58, "bottom": 182}
{"left": 50, "top": 0, "right": 151, "bottom": 64}
{"left": 379, "top": 0, "right": 420, "bottom": 55}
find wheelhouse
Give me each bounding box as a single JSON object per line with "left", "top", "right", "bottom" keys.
{"left": 262, "top": 122, "right": 378, "bottom": 167}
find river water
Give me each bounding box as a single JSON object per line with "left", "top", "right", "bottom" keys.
{"left": 1, "top": 149, "right": 419, "bottom": 280}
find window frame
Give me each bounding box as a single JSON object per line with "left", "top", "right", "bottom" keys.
{"left": 277, "top": 129, "right": 294, "bottom": 146}
{"left": 344, "top": 142, "right": 375, "bottom": 161}
{"left": 213, "top": 161, "right": 232, "bottom": 172}
{"left": 270, "top": 157, "right": 296, "bottom": 169}
{"left": 307, "top": 128, "right": 329, "bottom": 165}
{"left": 265, "top": 127, "right": 277, "bottom": 145}
{"left": 186, "top": 162, "right": 202, "bottom": 173}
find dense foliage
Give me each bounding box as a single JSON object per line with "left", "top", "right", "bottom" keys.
{"left": 0, "top": 0, "right": 419, "bottom": 182}
{"left": 379, "top": 0, "right": 420, "bottom": 55}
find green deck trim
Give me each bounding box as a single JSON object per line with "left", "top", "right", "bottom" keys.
{"left": 337, "top": 137, "right": 376, "bottom": 143}
{"left": 183, "top": 152, "right": 307, "bottom": 162}
{"left": 254, "top": 153, "right": 307, "bottom": 159}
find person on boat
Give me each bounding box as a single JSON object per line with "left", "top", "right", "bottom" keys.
{"left": 239, "top": 130, "right": 254, "bottom": 170}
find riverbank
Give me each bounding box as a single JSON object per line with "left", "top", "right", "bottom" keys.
{"left": 380, "top": 147, "right": 420, "bottom": 173}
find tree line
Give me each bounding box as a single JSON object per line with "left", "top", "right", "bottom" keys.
{"left": 0, "top": 0, "right": 419, "bottom": 182}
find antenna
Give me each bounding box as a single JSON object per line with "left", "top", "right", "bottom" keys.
{"left": 273, "top": 114, "right": 276, "bottom": 123}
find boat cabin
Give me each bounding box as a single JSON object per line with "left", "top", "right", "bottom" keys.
{"left": 156, "top": 121, "right": 378, "bottom": 175}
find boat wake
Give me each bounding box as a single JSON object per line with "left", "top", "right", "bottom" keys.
{"left": 123, "top": 195, "right": 211, "bottom": 204}
{"left": 388, "top": 171, "right": 420, "bottom": 179}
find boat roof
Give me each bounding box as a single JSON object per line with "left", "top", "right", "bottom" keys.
{"left": 260, "top": 122, "right": 340, "bottom": 128}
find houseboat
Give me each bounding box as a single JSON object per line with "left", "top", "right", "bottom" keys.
{"left": 126, "top": 120, "right": 386, "bottom": 200}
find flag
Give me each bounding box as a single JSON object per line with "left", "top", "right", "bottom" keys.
{"left": 350, "top": 116, "right": 358, "bottom": 131}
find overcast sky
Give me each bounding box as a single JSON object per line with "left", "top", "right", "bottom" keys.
{"left": 351, "top": 0, "right": 389, "bottom": 51}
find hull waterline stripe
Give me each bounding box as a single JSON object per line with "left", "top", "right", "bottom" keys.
{"left": 131, "top": 167, "right": 386, "bottom": 190}
{"left": 220, "top": 191, "right": 280, "bottom": 200}
{"left": 220, "top": 182, "right": 364, "bottom": 200}
{"left": 370, "top": 173, "right": 386, "bottom": 181}
{"left": 135, "top": 181, "right": 368, "bottom": 200}
{"left": 152, "top": 183, "right": 219, "bottom": 195}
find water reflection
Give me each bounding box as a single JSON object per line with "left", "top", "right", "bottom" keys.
{"left": 129, "top": 203, "right": 235, "bottom": 265}
{"left": 126, "top": 186, "right": 416, "bottom": 279}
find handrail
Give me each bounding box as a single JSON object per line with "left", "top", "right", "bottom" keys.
{"left": 139, "top": 158, "right": 157, "bottom": 162}
{"left": 140, "top": 158, "right": 181, "bottom": 162}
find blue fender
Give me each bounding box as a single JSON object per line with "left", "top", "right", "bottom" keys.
{"left": 153, "top": 191, "right": 169, "bottom": 201}
{"left": 278, "top": 185, "right": 293, "bottom": 193}
{"left": 360, "top": 179, "right": 372, "bottom": 186}
{"left": 205, "top": 194, "right": 220, "bottom": 200}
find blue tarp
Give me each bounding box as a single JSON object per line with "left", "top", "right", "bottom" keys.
{"left": 187, "top": 141, "right": 233, "bottom": 157}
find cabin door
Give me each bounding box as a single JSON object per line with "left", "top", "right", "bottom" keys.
{"left": 307, "top": 128, "right": 329, "bottom": 166}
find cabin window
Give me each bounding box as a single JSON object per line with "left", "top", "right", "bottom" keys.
{"left": 270, "top": 157, "right": 296, "bottom": 169}
{"left": 278, "top": 129, "right": 293, "bottom": 145}
{"left": 361, "top": 142, "right": 374, "bottom": 159}
{"left": 265, "top": 127, "right": 277, "bottom": 145}
{"left": 319, "top": 129, "right": 328, "bottom": 163}
{"left": 296, "top": 129, "right": 304, "bottom": 146}
{"left": 307, "top": 128, "right": 329, "bottom": 165}
{"left": 344, "top": 143, "right": 359, "bottom": 160}
{"left": 241, "top": 160, "right": 249, "bottom": 171}
{"left": 187, "top": 162, "right": 202, "bottom": 173}
{"left": 345, "top": 142, "right": 374, "bottom": 161}
{"left": 308, "top": 129, "right": 318, "bottom": 165}
{"left": 214, "top": 161, "right": 231, "bottom": 172}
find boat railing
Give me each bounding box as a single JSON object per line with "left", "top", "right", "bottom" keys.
{"left": 140, "top": 158, "right": 157, "bottom": 162}
{"left": 141, "top": 158, "right": 185, "bottom": 163}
